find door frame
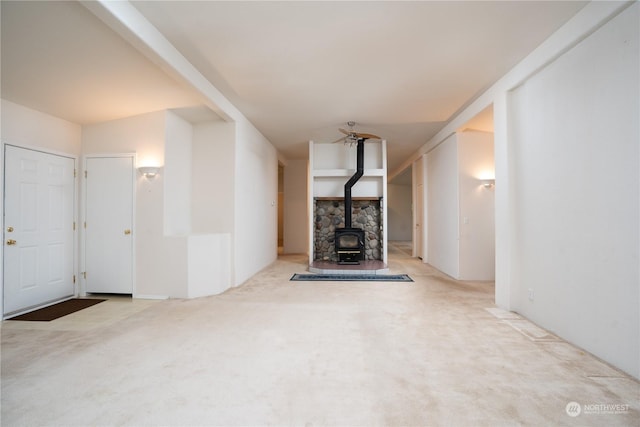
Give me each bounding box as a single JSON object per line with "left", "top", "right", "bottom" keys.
{"left": 1, "top": 142, "right": 79, "bottom": 318}
{"left": 80, "top": 153, "right": 136, "bottom": 297}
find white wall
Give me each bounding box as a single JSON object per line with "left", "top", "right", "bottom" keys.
{"left": 234, "top": 119, "right": 278, "bottom": 286}
{"left": 427, "top": 134, "right": 459, "bottom": 278}
{"left": 164, "top": 112, "right": 192, "bottom": 236}
{"left": 0, "top": 99, "right": 82, "bottom": 155}
{"left": 313, "top": 141, "right": 383, "bottom": 170}
{"left": 191, "top": 121, "right": 235, "bottom": 234}
{"left": 137, "top": 175, "right": 189, "bottom": 299}
{"left": 283, "top": 159, "right": 309, "bottom": 254}
{"left": 82, "top": 111, "right": 188, "bottom": 298}
{"left": 83, "top": 112, "right": 243, "bottom": 298}
{"left": 388, "top": 183, "right": 413, "bottom": 241}
{"left": 190, "top": 121, "right": 235, "bottom": 293}
{"left": 458, "top": 131, "right": 495, "bottom": 280}
{"left": 509, "top": 3, "right": 639, "bottom": 377}
{"left": 187, "top": 234, "right": 231, "bottom": 298}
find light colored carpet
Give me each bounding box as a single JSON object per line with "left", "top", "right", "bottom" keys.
{"left": 2, "top": 242, "right": 638, "bottom": 426}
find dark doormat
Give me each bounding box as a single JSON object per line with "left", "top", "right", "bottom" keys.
{"left": 291, "top": 273, "right": 413, "bottom": 282}
{"left": 7, "top": 298, "right": 106, "bottom": 321}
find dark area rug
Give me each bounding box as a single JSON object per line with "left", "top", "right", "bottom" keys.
{"left": 7, "top": 298, "right": 106, "bottom": 321}
{"left": 291, "top": 274, "right": 413, "bottom": 282}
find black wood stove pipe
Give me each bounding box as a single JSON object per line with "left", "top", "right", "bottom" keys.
{"left": 344, "top": 139, "right": 365, "bottom": 228}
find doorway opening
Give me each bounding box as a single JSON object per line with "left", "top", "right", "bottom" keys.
{"left": 387, "top": 167, "right": 414, "bottom": 258}
{"left": 277, "top": 163, "right": 284, "bottom": 255}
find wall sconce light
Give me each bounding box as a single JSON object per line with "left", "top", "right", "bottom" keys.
{"left": 482, "top": 179, "right": 495, "bottom": 189}
{"left": 138, "top": 166, "right": 160, "bottom": 179}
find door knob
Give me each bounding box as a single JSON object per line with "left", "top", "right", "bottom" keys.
{"left": 6, "top": 239, "right": 17, "bottom": 245}
{"left": 7, "top": 226, "right": 14, "bottom": 232}
{"left": 124, "top": 229, "right": 131, "bottom": 235}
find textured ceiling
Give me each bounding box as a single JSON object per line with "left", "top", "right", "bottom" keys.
{"left": 2, "top": 1, "right": 587, "bottom": 173}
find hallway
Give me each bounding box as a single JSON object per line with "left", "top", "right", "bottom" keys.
{"left": 2, "top": 243, "right": 638, "bottom": 426}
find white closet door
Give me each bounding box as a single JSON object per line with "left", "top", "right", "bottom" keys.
{"left": 84, "top": 156, "right": 134, "bottom": 294}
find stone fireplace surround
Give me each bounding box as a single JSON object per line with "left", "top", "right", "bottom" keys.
{"left": 314, "top": 197, "right": 382, "bottom": 262}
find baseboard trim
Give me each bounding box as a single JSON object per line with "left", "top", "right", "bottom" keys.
{"left": 134, "top": 294, "right": 169, "bottom": 300}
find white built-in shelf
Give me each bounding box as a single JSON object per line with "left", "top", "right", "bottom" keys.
{"left": 312, "top": 168, "right": 385, "bottom": 177}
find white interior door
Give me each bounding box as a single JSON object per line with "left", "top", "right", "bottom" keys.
{"left": 3, "top": 145, "right": 75, "bottom": 315}
{"left": 84, "top": 156, "right": 134, "bottom": 294}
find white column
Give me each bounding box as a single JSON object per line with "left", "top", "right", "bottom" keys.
{"left": 493, "top": 92, "right": 512, "bottom": 309}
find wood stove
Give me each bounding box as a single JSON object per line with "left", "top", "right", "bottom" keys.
{"left": 335, "top": 228, "right": 365, "bottom": 264}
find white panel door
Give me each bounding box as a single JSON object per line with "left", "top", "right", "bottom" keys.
{"left": 3, "top": 145, "right": 75, "bottom": 315}
{"left": 84, "top": 156, "right": 134, "bottom": 294}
